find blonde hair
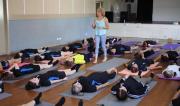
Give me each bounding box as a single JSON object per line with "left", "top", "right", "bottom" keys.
{"left": 97, "top": 8, "right": 105, "bottom": 17}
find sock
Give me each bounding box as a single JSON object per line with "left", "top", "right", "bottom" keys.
{"left": 71, "top": 64, "right": 81, "bottom": 72}
{"left": 34, "top": 92, "right": 42, "bottom": 105}
{"left": 55, "top": 97, "right": 65, "bottom": 106}
{"left": 53, "top": 60, "right": 59, "bottom": 66}
{"left": 78, "top": 99, "right": 83, "bottom": 106}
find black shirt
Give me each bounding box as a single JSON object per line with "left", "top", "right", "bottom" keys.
{"left": 111, "top": 76, "right": 147, "bottom": 95}
{"left": 172, "top": 96, "right": 180, "bottom": 106}
{"left": 43, "top": 51, "right": 61, "bottom": 60}
{"left": 108, "top": 44, "right": 130, "bottom": 55}
{"left": 13, "top": 64, "right": 40, "bottom": 77}
{"left": 78, "top": 71, "right": 116, "bottom": 93}
{"left": 128, "top": 59, "right": 154, "bottom": 72}
{"left": 39, "top": 70, "right": 66, "bottom": 87}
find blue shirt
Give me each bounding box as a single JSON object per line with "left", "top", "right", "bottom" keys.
{"left": 95, "top": 17, "right": 107, "bottom": 36}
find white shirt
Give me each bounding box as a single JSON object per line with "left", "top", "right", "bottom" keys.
{"left": 163, "top": 65, "right": 180, "bottom": 77}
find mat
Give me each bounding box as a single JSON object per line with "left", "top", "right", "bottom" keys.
{"left": 161, "top": 44, "right": 180, "bottom": 50}
{"left": 0, "top": 92, "right": 12, "bottom": 100}
{"left": 87, "top": 58, "right": 130, "bottom": 72}
{"left": 32, "top": 71, "right": 86, "bottom": 93}
{"left": 59, "top": 76, "right": 121, "bottom": 100}
{"left": 4, "top": 66, "right": 58, "bottom": 84}
{"left": 97, "top": 79, "right": 157, "bottom": 106}
{"left": 157, "top": 74, "right": 180, "bottom": 81}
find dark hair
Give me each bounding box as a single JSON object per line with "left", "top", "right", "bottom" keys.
{"left": 116, "top": 89, "right": 128, "bottom": 101}
{"left": 34, "top": 55, "right": 43, "bottom": 62}
{"left": 142, "top": 41, "right": 148, "bottom": 47}
{"left": 162, "top": 71, "right": 172, "bottom": 78}
{"left": 42, "top": 47, "right": 49, "bottom": 51}
{"left": 134, "top": 52, "right": 143, "bottom": 60}
{"left": 64, "top": 61, "right": 73, "bottom": 67}
{"left": 14, "top": 53, "right": 21, "bottom": 59}
{"left": 25, "top": 81, "right": 40, "bottom": 90}
{"left": 131, "top": 66, "right": 138, "bottom": 73}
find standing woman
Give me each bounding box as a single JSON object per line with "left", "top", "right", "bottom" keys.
{"left": 92, "top": 8, "right": 110, "bottom": 63}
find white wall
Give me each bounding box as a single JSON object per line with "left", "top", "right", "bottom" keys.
{"left": 153, "top": 0, "right": 180, "bottom": 22}
{"left": 108, "top": 23, "right": 180, "bottom": 40}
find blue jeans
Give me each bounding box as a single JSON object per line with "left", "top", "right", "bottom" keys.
{"left": 95, "top": 35, "right": 107, "bottom": 57}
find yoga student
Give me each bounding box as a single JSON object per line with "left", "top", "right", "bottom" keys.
{"left": 14, "top": 47, "right": 49, "bottom": 59}
{"left": 141, "top": 40, "right": 157, "bottom": 49}
{"left": 1, "top": 61, "right": 58, "bottom": 80}
{"left": 172, "top": 87, "right": 180, "bottom": 106}
{"left": 92, "top": 8, "right": 110, "bottom": 63}
{"left": 61, "top": 52, "right": 93, "bottom": 66}
{"left": 20, "top": 93, "right": 66, "bottom": 106}
{"left": 82, "top": 37, "right": 95, "bottom": 53}
{"left": 107, "top": 44, "right": 132, "bottom": 55}
{"left": 25, "top": 64, "right": 81, "bottom": 90}
{"left": 61, "top": 42, "right": 83, "bottom": 53}
{"left": 0, "top": 57, "right": 25, "bottom": 72}
{"left": 161, "top": 50, "right": 179, "bottom": 63}
{"left": 162, "top": 64, "right": 180, "bottom": 78}
{"left": 34, "top": 51, "right": 73, "bottom": 64}
{"left": 71, "top": 68, "right": 117, "bottom": 95}
{"left": 111, "top": 74, "right": 154, "bottom": 100}
{"left": 138, "top": 40, "right": 160, "bottom": 59}
{"left": 127, "top": 53, "right": 162, "bottom": 77}
{"left": 106, "top": 37, "right": 121, "bottom": 48}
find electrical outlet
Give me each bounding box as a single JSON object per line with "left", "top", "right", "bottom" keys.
{"left": 57, "top": 37, "right": 62, "bottom": 41}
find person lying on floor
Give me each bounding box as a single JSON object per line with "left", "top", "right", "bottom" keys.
{"left": 162, "top": 64, "right": 180, "bottom": 78}
{"left": 61, "top": 42, "right": 84, "bottom": 53}
{"left": 21, "top": 93, "right": 66, "bottom": 106}
{"left": 34, "top": 51, "right": 73, "bottom": 64}
{"left": 0, "top": 56, "right": 28, "bottom": 72}
{"left": 82, "top": 37, "right": 95, "bottom": 53}
{"left": 61, "top": 52, "right": 93, "bottom": 66}
{"left": 137, "top": 40, "right": 160, "bottom": 59}
{"left": 106, "top": 37, "right": 121, "bottom": 48}
{"left": 1, "top": 60, "right": 59, "bottom": 80}
{"left": 107, "top": 44, "right": 134, "bottom": 55}
{"left": 25, "top": 64, "right": 81, "bottom": 90}
{"left": 127, "top": 53, "right": 162, "bottom": 77}
{"left": 71, "top": 68, "right": 117, "bottom": 95}
{"left": 161, "top": 50, "right": 179, "bottom": 63}
{"left": 111, "top": 74, "right": 154, "bottom": 100}
{"left": 141, "top": 40, "right": 158, "bottom": 49}
{"left": 14, "top": 47, "right": 49, "bottom": 59}
{"left": 171, "top": 86, "right": 180, "bottom": 106}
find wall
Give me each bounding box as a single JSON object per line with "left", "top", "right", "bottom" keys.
{"left": 153, "top": 0, "right": 180, "bottom": 22}
{"left": 108, "top": 23, "right": 180, "bottom": 40}
{"left": 0, "top": 0, "right": 7, "bottom": 55}
{"left": 7, "top": 0, "right": 96, "bottom": 52}
{"left": 9, "top": 17, "right": 94, "bottom": 52}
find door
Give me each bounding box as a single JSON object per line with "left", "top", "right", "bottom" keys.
{"left": 137, "top": 0, "right": 153, "bottom": 23}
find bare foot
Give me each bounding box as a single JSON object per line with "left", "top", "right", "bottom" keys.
{"left": 102, "top": 57, "right": 107, "bottom": 62}
{"left": 93, "top": 59, "right": 97, "bottom": 64}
